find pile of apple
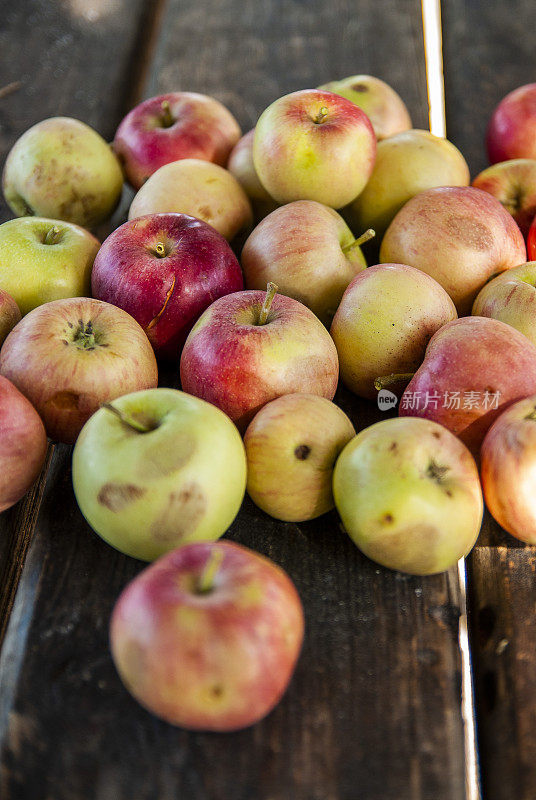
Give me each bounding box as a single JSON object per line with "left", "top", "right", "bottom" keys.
{"left": 2, "top": 75, "right": 536, "bottom": 733}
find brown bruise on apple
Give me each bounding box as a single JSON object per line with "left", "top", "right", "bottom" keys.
{"left": 98, "top": 482, "right": 147, "bottom": 512}
{"left": 151, "top": 481, "right": 207, "bottom": 543}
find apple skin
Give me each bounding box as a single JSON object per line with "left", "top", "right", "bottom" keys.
{"left": 128, "top": 158, "right": 253, "bottom": 241}
{"left": 472, "top": 159, "right": 536, "bottom": 238}
{"left": 380, "top": 186, "right": 527, "bottom": 315}
{"left": 180, "top": 289, "right": 339, "bottom": 431}
{"left": 113, "top": 92, "right": 241, "bottom": 190}
{"left": 2, "top": 117, "right": 123, "bottom": 228}
{"left": 241, "top": 200, "right": 367, "bottom": 326}
{"left": 333, "top": 417, "right": 483, "bottom": 575}
{"left": 72, "top": 389, "right": 247, "bottom": 561}
{"left": 487, "top": 84, "right": 536, "bottom": 163}
{"left": 0, "top": 217, "right": 99, "bottom": 315}
{"left": 331, "top": 263, "right": 457, "bottom": 400}
{"left": 481, "top": 395, "right": 536, "bottom": 543}
{"left": 399, "top": 316, "right": 536, "bottom": 454}
{"left": 346, "top": 130, "right": 470, "bottom": 241}
{"left": 0, "top": 290, "right": 21, "bottom": 347}
{"left": 91, "top": 213, "right": 243, "bottom": 360}
{"left": 110, "top": 540, "right": 304, "bottom": 731}
{"left": 0, "top": 298, "right": 158, "bottom": 444}
{"left": 0, "top": 375, "right": 48, "bottom": 513}
{"left": 472, "top": 261, "right": 536, "bottom": 346}
{"left": 253, "top": 89, "right": 376, "bottom": 209}
{"left": 227, "top": 130, "right": 279, "bottom": 221}
{"left": 244, "top": 393, "right": 355, "bottom": 522}
{"left": 318, "top": 75, "right": 412, "bottom": 140}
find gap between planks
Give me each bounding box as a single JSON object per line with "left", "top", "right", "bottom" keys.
{"left": 421, "top": 1, "right": 480, "bottom": 798}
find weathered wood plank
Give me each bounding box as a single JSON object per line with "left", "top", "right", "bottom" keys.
{"left": 1, "top": 1, "right": 467, "bottom": 798}
{"left": 443, "top": 1, "right": 536, "bottom": 797}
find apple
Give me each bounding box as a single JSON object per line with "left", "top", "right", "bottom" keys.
{"left": 399, "top": 316, "right": 536, "bottom": 454}
{"left": 227, "top": 129, "right": 279, "bottom": 220}
{"left": 472, "top": 159, "right": 536, "bottom": 237}
{"left": 0, "top": 375, "right": 47, "bottom": 512}
{"left": 91, "top": 213, "right": 243, "bottom": 360}
{"left": 380, "top": 186, "right": 527, "bottom": 315}
{"left": 72, "top": 389, "right": 247, "bottom": 561}
{"left": 529, "top": 214, "right": 536, "bottom": 260}
{"left": 0, "top": 297, "right": 158, "bottom": 444}
{"left": 0, "top": 217, "right": 99, "bottom": 315}
{"left": 110, "top": 540, "right": 304, "bottom": 731}
{"left": 331, "top": 263, "right": 457, "bottom": 400}
{"left": 487, "top": 83, "right": 536, "bottom": 163}
{"left": 244, "top": 393, "right": 355, "bottom": 522}
{"left": 253, "top": 89, "right": 376, "bottom": 208}
{"left": 0, "top": 290, "right": 21, "bottom": 347}
{"left": 128, "top": 158, "right": 253, "bottom": 241}
{"left": 481, "top": 395, "right": 536, "bottom": 544}
{"left": 472, "top": 261, "right": 536, "bottom": 346}
{"left": 180, "top": 283, "right": 339, "bottom": 431}
{"left": 333, "top": 417, "right": 483, "bottom": 575}
{"left": 241, "top": 200, "right": 372, "bottom": 326}
{"left": 346, "top": 129, "right": 470, "bottom": 241}
{"left": 113, "top": 91, "right": 241, "bottom": 189}
{"left": 317, "top": 74, "right": 412, "bottom": 140}
{"left": 2, "top": 117, "right": 123, "bottom": 228}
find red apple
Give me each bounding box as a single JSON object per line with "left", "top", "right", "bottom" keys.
{"left": 399, "top": 316, "right": 536, "bottom": 453}
{"left": 380, "top": 186, "right": 527, "bottom": 315}
{"left": 472, "top": 159, "right": 536, "bottom": 238}
{"left": 241, "top": 200, "right": 370, "bottom": 326}
{"left": 180, "top": 283, "right": 339, "bottom": 431}
{"left": 0, "top": 290, "right": 21, "bottom": 347}
{"left": 487, "top": 84, "right": 536, "bottom": 163}
{"left": 481, "top": 395, "right": 536, "bottom": 543}
{"left": 253, "top": 89, "right": 376, "bottom": 208}
{"left": 0, "top": 298, "right": 158, "bottom": 444}
{"left": 113, "top": 92, "right": 241, "bottom": 190}
{"left": 91, "top": 213, "right": 244, "bottom": 360}
{"left": 110, "top": 540, "right": 304, "bottom": 731}
{"left": 528, "top": 214, "right": 536, "bottom": 259}
{"left": 0, "top": 375, "right": 47, "bottom": 512}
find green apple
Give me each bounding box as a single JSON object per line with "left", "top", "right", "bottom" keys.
{"left": 346, "top": 129, "right": 470, "bottom": 240}
{"left": 72, "top": 388, "right": 247, "bottom": 561}
{"left": 333, "top": 417, "right": 483, "bottom": 575}
{"left": 244, "top": 393, "right": 355, "bottom": 522}
{"left": 318, "top": 74, "right": 412, "bottom": 140}
{"left": 2, "top": 117, "right": 123, "bottom": 228}
{"left": 0, "top": 217, "right": 99, "bottom": 315}
{"left": 330, "top": 263, "right": 457, "bottom": 399}
{"left": 227, "top": 129, "right": 279, "bottom": 222}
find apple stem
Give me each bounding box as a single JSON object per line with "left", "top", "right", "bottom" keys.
{"left": 101, "top": 403, "right": 156, "bottom": 433}
{"left": 196, "top": 548, "right": 224, "bottom": 594}
{"left": 525, "top": 409, "right": 536, "bottom": 421}
{"left": 44, "top": 225, "right": 61, "bottom": 245}
{"left": 258, "top": 281, "right": 278, "bottom": 325}
{"left": 154, "top": 242, "right": 167, "bottom": 257}
{"left": 313, "top": 106, "right": 329, "bottom": 124}
{"left": 160, "top": 100, "right": 174, "bottom": 128}
{"left": 342, "top": 228, "right": 376, "bottom": 254}
{"left": 374, "top": 372, "right": 415, "bottom": 391}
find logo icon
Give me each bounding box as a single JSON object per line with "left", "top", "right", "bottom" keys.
{"left": 377, "top": 389, "right": 398, "bottom": 411}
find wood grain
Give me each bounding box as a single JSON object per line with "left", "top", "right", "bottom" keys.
{"left": 0, "top": 1, "right": 467, "bottom": 798}
{"left": 442, "top": 1, "right": 536, "bottom": 797}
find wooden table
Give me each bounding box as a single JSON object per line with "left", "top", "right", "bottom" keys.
{"left": 0, "top": 1, "right": 535, "bottom": 797}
